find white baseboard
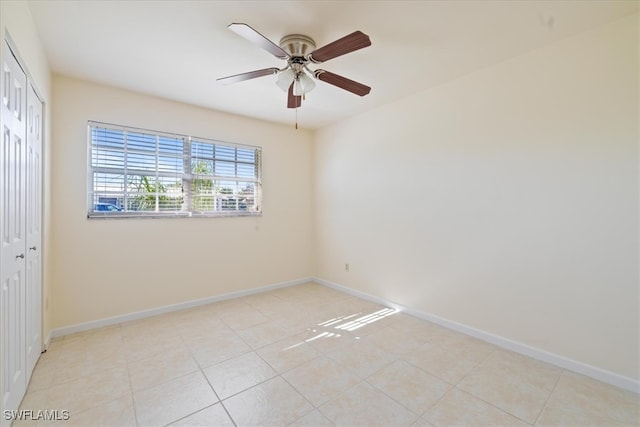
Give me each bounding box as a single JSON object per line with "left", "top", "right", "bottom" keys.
{"left": 50, "top": 277, "right": 313, "bottom": 338}
{"left": 313, "top": 277, "right": 640, "bottom": 394}
{"left": 43, "top": 331, "right": 52, "bottom": 350}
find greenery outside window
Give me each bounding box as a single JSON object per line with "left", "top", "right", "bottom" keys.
{"left": 88, "top": 121, "right": 262, "bottom": 217}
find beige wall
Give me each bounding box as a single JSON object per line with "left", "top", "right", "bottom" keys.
{"left": 8, "top": 0, "right": 637, "bottom": 388}
{"left": 315, "top": 14, "right": 639, "bottom": 381}
{"left": 0, "top": 0, "right": 53, "bottom": 345}
{"left": 51, "top": 76, "right": 314, "bottom": 328}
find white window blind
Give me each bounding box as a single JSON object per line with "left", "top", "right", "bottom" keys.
{"left": 88, "top": 121, "right": 262, "bottom": 217}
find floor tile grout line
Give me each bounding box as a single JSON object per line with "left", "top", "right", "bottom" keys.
{"left": 453, "top": 386, "right": 534, "bottom": 425}
{"left": 361, "top": 376, "right": 421, "bottom": 423}
{"left": 309, "top": 379, "right": 366, "bottom": 425}
{"left": 224, "top": 303, "right": 365, "bottom": 408}
{"left": 363, "top": 355, "right": 457, "bottom": 420}
{"left": 449, "top": 346, "right": 495, "bottom": 388}
{"left": 417, "top": 382, "right": 456, "bottom": 424}
{"left": 250, "top": 341, "right": 364, "bottom": 425}
{"left": 201, "top": 372, "right": 237, "bottom": 427}
{"left": 216, "top": 373, "right": 280, "bottom": 403}
{"left": 391, "top": 335, "right": 532, "bottom": 425}
{"left": 162, "top": 403, "right": 219, "bottom": 427}
{"left": 58, "top": 386, "right": 135, "bottom": 424}
{"left": 120, "top": 322, "right": 142, "bottom": 427}
{"left": 531, "top": 368, "right": 565, "bottom": 426}
{"left": 401, "top": 358, "right": 457, "bottom": 387}
{"left": 204, "top": 339, "right": 321, "bottom": 425}
{"left": 291, "top": 349, "right": 418, "bottom": 421}
{"left": 278, "top": 362, "right": 323, "bottom": 408}
{"left": 177, "top": 331, "right": 238, "bottom": 427}
{"left": 123, "top": 318, "right": 220, "bottom": 424}
{"left": 451, "top": 348, "right": 563, "bottom": 426}
{"left": 44, "top": 325, "right": 133, "bottom": 423}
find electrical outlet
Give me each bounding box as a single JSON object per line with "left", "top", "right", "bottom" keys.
{"left": 344, "top": 263, "right": 350, "bottom": 272}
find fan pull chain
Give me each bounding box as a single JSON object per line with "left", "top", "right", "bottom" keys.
{"left": 295, "top": 108, "right": 298, "bottom": 130}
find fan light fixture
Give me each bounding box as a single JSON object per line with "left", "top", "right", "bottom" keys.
{"left": 275, "top": 38, "right": 317, "bottom": 96}
{"left": 275, "top": 68, "right": 295, "bottom": 92}
{"left": 217, "top": 24, "right": 372, "bottom": 111}
{"left": 291, "top": 72, "right": 316, "bottom": 96}
{"left": 276, "top": 68, "right": 315, "bottom": 95}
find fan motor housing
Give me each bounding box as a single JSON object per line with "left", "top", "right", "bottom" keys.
{"left": 279, "top": 34, "right": 316, "bottom": 58}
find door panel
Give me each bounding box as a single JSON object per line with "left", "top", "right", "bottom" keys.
{"left": 2, "top": 271, "right": 25, "bottom": 411}
{"left": 25, "top": 82, "right": 42, "bottom": 379}
{"left": 0, "top": 40, "right": 28, "bottom": 417}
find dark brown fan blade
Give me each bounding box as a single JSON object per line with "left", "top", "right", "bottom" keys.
{"left": 228, "top": 23, "right": 289, "bottom": 59}
{"left": 287, "top": 83, "right": 301, "bottom": 108}
{"left": 308, "top": 31, "right": 371, "bottom": 63}
{"left": 217, "top": 67, "right": 279, "bottom": 84}
{"left": 314, "top": 70, "right": 371, "bottom": 96}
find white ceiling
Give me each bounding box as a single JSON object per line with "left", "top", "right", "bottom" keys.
{"left": 27, "top": 1, "right": 638, "bottom": 130}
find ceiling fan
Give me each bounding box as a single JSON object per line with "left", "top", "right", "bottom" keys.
{"left": 217, "top": 23, "right": 372, "bottom": 109}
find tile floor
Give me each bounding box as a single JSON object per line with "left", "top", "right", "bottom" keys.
{"left": 16, "top": 282, "right": 640, "bottom": 426}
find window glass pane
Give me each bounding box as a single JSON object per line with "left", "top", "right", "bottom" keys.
{"left": 218, "top": 180, "right": 237, "bottom": 192}
{"left": 92, "top": 148, "right": 124, "bottom": 169}
{"left": 127, "top": 197, "right": 156, "bottom": 212}
{"left": 127, "top": 152, "right": 156, "bottom": 172}
{"left": 237, "top": 148, "right": 255, "bottom": 163}
{"left": 93, "top": 172, "right": 124, "bottom": 192}
{"left": 158, "top": 155, "right": 183, "bottom": 174}
{"left": 215, "top": 160, "right": 235, "bottom": 177}
{"left": 92, "top": 195, "right": 124, "bottom": 212}
{"left": 238, "top": 182, "right": 255, "bottom": 196}
{"left": 215, "top": 145, "right": 235, "bottom": 161}
{"left": 158, "top": 176, "right": 183, "bottom": 212}
{"left": 88, "top": 122, "right": 261, "bottom": 217}
{"left": 193, "top": 178, "right": 213, "bottom": 193}
{"left": 127, "top": 131, "right": 155, "bottom": 152}
{"left": 158, "top": 136, "right": 183, "bottom": 155}
{"left": 192, "top": 141, "right": 214, "bottom": 159}
{"left": 159, "top": 195, "right": 183, "bottom": 211}
{"left": 126, "top": 175, "right": 159, "bottom": 212}
{"left": 92, "top": 127, "right": 124, "bottom": 149}
{"left": 158, "top": 176, "right": 183, "bottom": 194}
{"left": 192, "top": 159, "right": 213, "bottom": 175}
{"left": 237, "top": 182, "right": 256, "bottom": 211}
{"left": 237, "top": 163, "right": 255, "bottom": 178}
{"left": 193, "top": 196, "right": 215, "bottom": 212}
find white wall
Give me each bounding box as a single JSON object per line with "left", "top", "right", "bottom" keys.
{"left": 0, "top": 0, "right": 52, "bottom": 346}
{"left": 315, "top": 14, "right": 639, "bottom": 381}
{"left": 51, "top": 76, "right": 314, "bottom": 328}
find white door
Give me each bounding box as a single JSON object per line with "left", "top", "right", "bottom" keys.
{"left": 1, "top": 40, "right": 28, "bottom": 416}
{"left": 25, "top": 82, "right": 42, "bottom": 380}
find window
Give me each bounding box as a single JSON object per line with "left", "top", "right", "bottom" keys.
{"left": 88, "top": 121, "right": 262, "bottom": 217}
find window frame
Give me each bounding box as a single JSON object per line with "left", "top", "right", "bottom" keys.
{"left": 87, "top": 121, "right": 262, "bottom": 219}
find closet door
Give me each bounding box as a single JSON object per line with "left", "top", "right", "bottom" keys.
{"left": 1, "top": 40, "right": 28, "bottom": 415}
{"left": 25, "top": 82, "right": 42, "bottom": 380}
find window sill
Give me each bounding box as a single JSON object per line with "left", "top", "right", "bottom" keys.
{"left": 87, "top": 211, "right": 262, "bottom": 219}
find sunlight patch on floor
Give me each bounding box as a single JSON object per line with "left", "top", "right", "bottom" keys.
{"left": 333, "top": 308, "right": 398, "bottom": 331}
